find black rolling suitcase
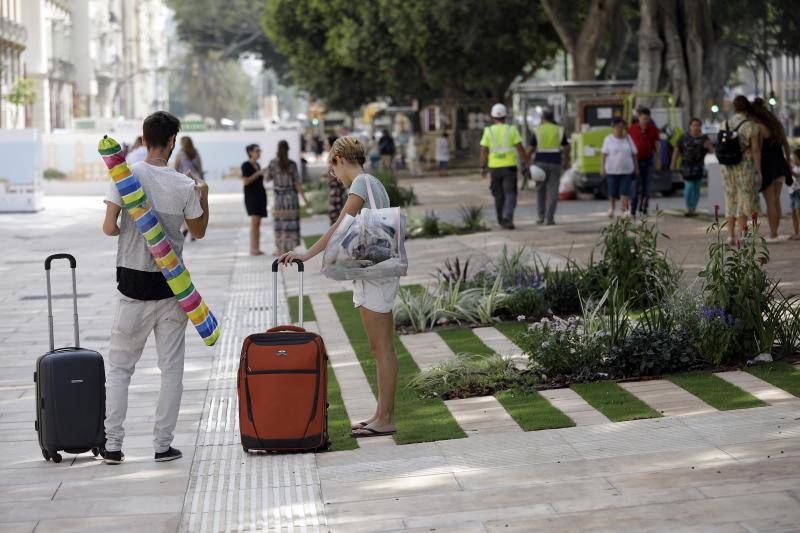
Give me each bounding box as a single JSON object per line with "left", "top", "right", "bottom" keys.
{"left": 34, "top": 253, "right": 105, "bottom": 463}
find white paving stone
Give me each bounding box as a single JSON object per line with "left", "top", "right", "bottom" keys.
{"left": 539, "top": 387, "right": 609, "bottom": 426}
{"left": 399, "top": 331, "right": 455, "bottom": 370}
{"left": 619, "top": 379, "right": 717, "bottom": 417}
{"left": 714, "top": 370, "right": 798, "bottom": 405}
{"left": 472, "top": 326, "right": 527, "bottom": 369}
{"left": 444, "top": 396, "right": 522, "bottom": 436}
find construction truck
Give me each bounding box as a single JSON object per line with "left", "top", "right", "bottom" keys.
{"left": 571, "top": 93, "right": 684, "bottom": 197}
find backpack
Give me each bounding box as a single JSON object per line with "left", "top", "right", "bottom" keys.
{"left": 716, "top": 119, "right": 749, "bottom": 166}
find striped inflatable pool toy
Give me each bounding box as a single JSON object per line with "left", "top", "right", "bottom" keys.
{"left": 98, "top": 135, "right": 221, "bottom": 346}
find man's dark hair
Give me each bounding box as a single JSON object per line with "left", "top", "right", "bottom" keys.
{"left": 142, "top": 111, "right": 181, "bottom": 149}
{"left": 689, "top": 117, "right": 702, "bottom": 127}
{"left": 612, "top": 117, "right": 626, "bottom": 126}
{"left": 637, "top": 107, "right": 651, "bottom": 116}
{"left": 541, "top": 108, "right": 555, "bottom": 121}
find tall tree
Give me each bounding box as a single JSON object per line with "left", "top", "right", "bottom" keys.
{"left": 540, "top": 0, "right": 624, "bottom": 80}
{"left": 263, "top": 0, "right": 560, "bottom": 111}
{"left": 166, "top": 0, "right": 288, "bottom": 78}
{"left": 169, "top": 54, "right": 255, "bottom": 121}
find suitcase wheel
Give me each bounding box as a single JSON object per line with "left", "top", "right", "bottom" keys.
{"left": 242, "top": 445, "right": 249, "bottom": 453}
{"left": 41, "top": 449, "right": 50, "bottom": 462}
{"left": 91, "top": 447, "right": 100, "bottom": 457}
{"left": 51, "top": 451, "right": 62, "bottom": 463}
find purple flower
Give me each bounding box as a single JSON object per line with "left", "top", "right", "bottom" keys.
{"left": 700, "top": 305, "right": 737, "bottom": 326}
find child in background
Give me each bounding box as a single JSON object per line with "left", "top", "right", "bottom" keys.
{"left": 789, "top": 149, "right": 800, "bottom": 240}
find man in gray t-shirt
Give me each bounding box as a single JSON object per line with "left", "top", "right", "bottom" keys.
{"left": 100, "top": 111, "right": 209, "bottom": 465}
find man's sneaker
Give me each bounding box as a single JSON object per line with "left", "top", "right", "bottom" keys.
{"left": 155, "top": 447, "right": 182, "bottom": 462}
{"left": 102, "top": 449, "right": 124, "bottom": 465}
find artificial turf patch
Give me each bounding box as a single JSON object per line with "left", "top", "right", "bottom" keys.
{"left": 495, "top": 389, "right": 575, "bottom": 431}
{"left": 288, "top": 295, "right": 316, "bottom": 323}
{"left": 667, "top": 372, "right": 767, "bottom": 410}
{"left": 303, "top": 234, "right": 321, "bottom": 250}
{"left": 746, "top": 362, "right": 800, "bottom": 398}
{"left": 326, "top": 360, "right": 359, "bottom": 451}
{"left": 437, "top": 327, "right": 495, "bottom": 355}
{"left": 571, "top": 381, "right": 662, "bottom": 422}
{"left": 329, "top": 291, "right": 466, "bottom": 444}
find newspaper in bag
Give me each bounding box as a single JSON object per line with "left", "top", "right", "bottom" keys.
{"left": 321, "top": 175, "right": 408, "bottom": 280}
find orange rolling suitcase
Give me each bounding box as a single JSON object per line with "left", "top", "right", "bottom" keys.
{"left": 238, "top": 259, "right": 329, "bottom": 453}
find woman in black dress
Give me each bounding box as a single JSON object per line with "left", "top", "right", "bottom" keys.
{"left": 750, "top": 98, "right": 793, "bottom": 241}
{"left": 242, "top": 144, "right": 269, "bottom": 255}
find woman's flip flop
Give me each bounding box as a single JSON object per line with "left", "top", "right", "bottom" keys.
{"left": 350, "top": 427, "right": 396, "bottom": 438}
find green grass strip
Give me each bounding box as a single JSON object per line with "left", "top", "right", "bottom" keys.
{"left": 303, "top": 234, "right": 321, "bottom": 249}
{"left": 571, "top": 381, "right": 662, "bottom": 422}
{"left": 667, "top": 372, "right": 767, "bottom": 410}
{"left": 495, "top": 389, "right": 575, "bottom": 431}
{"left": 329, "top": 291, "right": 466, "bottom": 444}
{"left": 287, "top": 295, "right": 316, "bottom": 323}
{"left": 437, "top": 327, "right": 495, "bottom": 355}
{"left": 494, "top": 321, "right": 529, "bottom": 344}
{"left": 746, "top": 362, "right": 800, "bottom": 397}
{"left": 326, "top": 361, "right": 358, "bottom": 451}
{"left": 398, "top": 283, "right": 426, "bottom": 296}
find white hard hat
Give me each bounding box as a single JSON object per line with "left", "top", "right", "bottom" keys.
{"left": 490, "top": 103, "right": 507, "bottom": 118}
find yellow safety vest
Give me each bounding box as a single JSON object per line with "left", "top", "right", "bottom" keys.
{"left": 534, "top": 123, "right": 564, "bottom": 153}
{"left": 485, "top": 124, "right": 518, "bottom": 168}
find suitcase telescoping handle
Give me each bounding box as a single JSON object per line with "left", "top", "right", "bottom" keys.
{"left": 271, "top": 259, "right": 304, "bottom": 329}
{"left": 44, "top": 253, "right": 80, "bottom": 351}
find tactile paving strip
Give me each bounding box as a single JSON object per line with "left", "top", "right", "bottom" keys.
{"left": 179, "top": 230, "right": 326, "bottom": 532}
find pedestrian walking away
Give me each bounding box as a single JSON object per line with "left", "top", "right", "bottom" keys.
{"left": 436, "top": 132, "right": 450, "bottom": 176}
{"left": 279, "top": 136, "right": 400, "bottom": 439}
{"left": 100, "top": 111, "right": 210, "bottom": 465}
{"left": 671, "top": 117, "right": 712, "bottom": 216}
{"left": 719, "top": 95, "right": 761, "bottom": 245}
{"left": 379, "top": 129, "right": 396, "bottom": 170}
{"left": 480, "top": 103, "right": 530, "bottom": 229}
{"left": 750, "top": 97, "right": 793, "bottom": 242}
{"left": 268, "top": 140, "right": 308, "bottom": 255}
{"left": 628, "top": 107, "right": 661, "bottom": 217}
{"left": 790, "top": 149, "right": 800, "bottom": 240}
{"left": 527, "top": 108, "right": 570, "bottom": 225}
{"left": 241, "top": 144, "right": 268, "bottom": 255}
{"left": 601, "top": 117, "right": 639, "bottom": 218}
{"left": 174, "top": 136, "right": 205, "bottom": 240}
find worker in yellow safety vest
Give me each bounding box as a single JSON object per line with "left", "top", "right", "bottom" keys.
{"left": 526, "top": 108, "right": 570, "bottom": 225}
{"left": 479, "top": 103, "right": 529, "bottom": 230}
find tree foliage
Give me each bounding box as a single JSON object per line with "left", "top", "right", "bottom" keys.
{"left": 166, "top": 0, "right": 288, "bottom": 77}
{"left": 262, "top": 0, "right": 560, "bottom": 111}
{"left": 169, "top": 55, "right": 255, "bottom": 121}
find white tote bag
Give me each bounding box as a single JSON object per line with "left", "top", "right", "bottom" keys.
{"left": 321, "top": 175, "right": 408, "bottom": 280}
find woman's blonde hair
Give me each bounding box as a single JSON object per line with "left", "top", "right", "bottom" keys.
{"left": 327, "top": 136, "right": 366, "bottom": 166}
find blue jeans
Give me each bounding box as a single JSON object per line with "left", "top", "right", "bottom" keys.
{"left": 684, "top": 178, "right": 701, "bottom": 211}
{"left": 607, "top": 173, "right": 632, "bottom": 199}
{"left": 631, "top": 157, "right": 653, "bottom": 216}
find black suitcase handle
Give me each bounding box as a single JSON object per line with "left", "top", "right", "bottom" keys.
{"left": 44, "top": 253, "right": 80, "bottom": 351}
{"left": 271, "top": 259, "right": 304, "bottom": 328}
{"left": 45, "top": 253, "right": 76, "bottom": 270}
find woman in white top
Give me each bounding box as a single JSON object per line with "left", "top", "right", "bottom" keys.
{"left": 435, "top": 132, "right": 450, "bottom": 176}
{"left": 279, "top": 137, "right": 399, "bottom": 439}
{"left": 601, "top": 117, "right": 640, "bottom": 217}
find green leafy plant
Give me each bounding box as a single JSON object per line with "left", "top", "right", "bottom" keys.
{"left": 596, "top": 211, "right": 680, "bottom": 307}
{"left": 373, "top": 168, "right": 417, "bottom": 207}
{"left": 3, "top": 78, "right": 36, "bottom": 127}
{"left": 458, "top": 203, "right": 487, "bottom": 232}
{"left": 765, "top": 294, "right": 800, "bottom": 358}
{"left": 43, "top": 168, "right": 66, "bottom": 180}
{"left": 394, "top": 285, "right": 441, "bottom": 332}
{"left": 408, "top": 351, "right": 518, "bottom": 399}
{"left": 607, "top": 328, "right": 701, "bottom": 378}
{"left": 437, "top": 257, "right": 470, "bottom": 285}
{"left": 503, "top": 287, "right": 546, "bottom": 320}
{"left": 699, "top": 212, "right": 774, "bottom": 359}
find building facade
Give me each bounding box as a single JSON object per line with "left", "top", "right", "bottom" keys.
{"left": 0, "top": 0, "right": 27, "bottom": 129}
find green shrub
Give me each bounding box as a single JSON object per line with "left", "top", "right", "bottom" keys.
{"left": 699, "top": 213, "right": 775, "bottom": 359}
{"left": 394, "top": 285, "right": 441, "bottom": 332}
{"left": 608, "top": 329, "right": 701, "bottom": 378}
{"left": 373, "top": 168, "right": 417, "bottom": 207}
{"left": 503, "top": 288, "right": 546, "bottom": 320}
{"left": 516, "top": 316, "right": 603, "bottom": 379}
{"left": 596, "top": 213, "right": 680, "bottom": 308}
{"left": 408, "top": 352, "right": 519, "bottom": 399}
{"left": 43, "top": 168, "right": 66, "bottom": 180}
{"left": 458, "top": 204, "right": 487, "bottom": 232}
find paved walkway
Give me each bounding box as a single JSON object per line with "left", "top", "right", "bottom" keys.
{"left": 1, "top": 181, "right": 799, "bottom": 532}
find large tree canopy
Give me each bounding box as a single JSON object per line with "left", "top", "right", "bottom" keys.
{"left": 262, "top": 0, "right": 559, "bottom": 111}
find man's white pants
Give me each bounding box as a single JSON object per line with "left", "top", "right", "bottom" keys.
{"left": 104, "top": 295, "right": 187, "bottom": 453}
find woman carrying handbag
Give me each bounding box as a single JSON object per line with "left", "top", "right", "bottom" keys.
{"left": 279, "top": 137, "right": 404, "bottom": 438}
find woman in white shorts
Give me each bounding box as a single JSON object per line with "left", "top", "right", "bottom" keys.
{"left": 279, "top": 137, "right": 400, "bottom": 438}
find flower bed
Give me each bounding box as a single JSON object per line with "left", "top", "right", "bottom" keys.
{"left": 405, "top": 210, "right": 800, "bottom": 399}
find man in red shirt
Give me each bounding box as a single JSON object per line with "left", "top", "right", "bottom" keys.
{"left": 627, "top": 107, "right": 661, "bottom": 216}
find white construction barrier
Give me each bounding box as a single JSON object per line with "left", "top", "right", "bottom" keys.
{"left": 0, "top": 129, "right": 44, "bottom": 212}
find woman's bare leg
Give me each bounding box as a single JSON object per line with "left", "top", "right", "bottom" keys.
{"left": 355, "top": 306, "right": 397, "bottom": 433}
{"left": 250, "top": 216, "right": 262, "bottom": 254}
